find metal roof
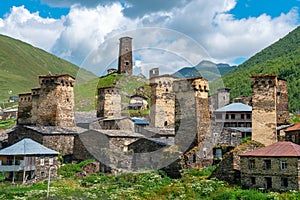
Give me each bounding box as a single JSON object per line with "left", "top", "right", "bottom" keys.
{"left": 240, "top": 142, "right": 300, "bottom": 157}
{"left": 131, "top": 117, "right": 150, "bottom": 125}
{"left": 284, "top": 122, "right": 300, "bottom": 132}
{"left": 0, "top": 138, "right": 59, "bottom": 155}
{"left": 227, "top": 127, "right": 252, "bottom": 133}
{"left": 215, "top": 103, "right": 252, "bottom": 112}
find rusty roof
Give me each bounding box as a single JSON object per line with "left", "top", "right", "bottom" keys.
{"left": 284, "top": 122, "right": 300, "bottom": 132}
{"left": 239, "top": 141, "right": 300, "bottom": 157}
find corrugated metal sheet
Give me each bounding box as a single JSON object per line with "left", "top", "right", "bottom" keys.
{"left": 215, "top": 103, "right": 252, "bottom": 112}
{"left": 0, "top": 138, "right": 59, "bottom": 155}
{"left": 240, "top": 142, "right": 300, "bottom": 157}
{"left": 284, "top": 122, "right": 300, "bottom": 132}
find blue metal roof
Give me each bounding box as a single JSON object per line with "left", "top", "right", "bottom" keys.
{"left": 131, "top": 117, "right": 150, "bottom": 125}
{"left": 215, "top": 103, "right": 252, "bottom": 112}
{"left": 0, "top": 138, "right": 59, "bottom": 155}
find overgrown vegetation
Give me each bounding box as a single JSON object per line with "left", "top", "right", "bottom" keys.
{"left": 0, "top": 118, "right": 16, "bottom": 130}
{"left": 0, "top": 162, "right": 299, "bottom": 199}
{"left": 217, "top": 26, "right": 300, "bottom": 112}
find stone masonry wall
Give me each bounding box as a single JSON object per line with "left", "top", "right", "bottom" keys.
{"left": 173, "top": 77, "right": 213, "bottom": 169}
{"left": 251, "top": 74, "right": 278, "bottom": 146}
{"left": 97, "top": 87, "right": 121, "bottom": 118}
{"left": 150, "top": 75, "right": 176, "bottom": 128}
{"left": 17, "top": 93, "right": 33, "bottom": 125}
{"left": 276, "top": 79, "right": 289, "bottom": 125}
{"left": 240, "top": 156, "right": 300, "bottom": 191}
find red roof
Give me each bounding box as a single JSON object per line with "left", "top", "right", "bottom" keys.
{"left": 284, "top": 122, "right": 300, "bottom": 132}
{"left": 240, "top": 142, "right": 300, "bottom": 157}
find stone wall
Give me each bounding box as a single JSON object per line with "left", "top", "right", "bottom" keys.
{"left": 240, "top": 156, "right": 300, "bottom": 191}
{"left": 17, "top": 93, "right": 33, "bottom": 125}
{"left": 97, "top": 87, "right": 121, "bottom": 118}
{"left": 210, "top": 140, "right": 264, "bottom": 183}
{"left": 150, "top": 75, "right": 177, "bottom": 128}
{"left": 173, "top": 77, "right": 213, "bottom": 169}
{"left": 276, "top": 79, "right": 289, "bottom": 125}
{"left": 35, "top": 155, "right": 59, "bottom": 182}
{"left": 251, "top": 74, "right": 278, "bottom": 146}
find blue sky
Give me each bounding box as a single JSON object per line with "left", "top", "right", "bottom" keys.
{"left": 0, "top": 0, "right": 299, "bottom": 75}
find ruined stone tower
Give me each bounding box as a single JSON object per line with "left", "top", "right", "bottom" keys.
{"left": 251, "top": 74, "right": 289, "bottom": 146}
{"left": 149, "top": 71, "right": 177, "bottom": 128}
{"left": 118, "top": 37, "right": 133, "bottom": 75}
{"left": 149, "top": 68, "right": 159, "bottom": 79}
{"left": 18, "top": 74, "right": 75, "bottom": 127}
{"left": 97, "top": 87, "right": 121, "bottom": 118}
{"left": 173, "top": 77, "right": 213, "bottom": 168}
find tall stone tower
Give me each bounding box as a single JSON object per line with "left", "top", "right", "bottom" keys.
{"left": 118, "top": 36, "right": 133, "bottom": 75}
{"left": 173, "top": 77, "right": 212, "bottom": 169}
{"left": 251, "top": 74, "right": 290, "bottom": 146}
{"left": 18, "top": 74, "right": 75, "bottom": 127}
{"left": 97, "top": 87, "right": 121, "bottom": 118}
{"left": 37, "top": 74, "right": 75, "bottom": 126}
{"left": 149, "top": 72, "right": 177, "bottom": 128}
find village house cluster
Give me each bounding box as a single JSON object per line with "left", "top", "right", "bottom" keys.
{"left": 0, "top": 36, "right": 299, "bottom": 191}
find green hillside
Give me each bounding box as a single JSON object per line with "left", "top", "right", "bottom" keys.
{"left": 0, "top": 34, "right": 96, "bottom": 105}
{"left": 218, "top": 26, "right": 300, "bottom": 112}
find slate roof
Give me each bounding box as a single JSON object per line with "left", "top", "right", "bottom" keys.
{"left": 0, "top": 138, "right": 59, "bottom": 155}
{"left": 284, "top": 122, "right": 300, "bottom": 132}
{"left": 240, "top": 142, "right": 300, "bottom": 157}
{"left": 95, "top": 130, "right": 145, "bottom": 138}
{"left": 24, "top": 126, "right": 87, "bottom": 135}
{"left": 215, "top": 103, "right": 252, "bottom": 112}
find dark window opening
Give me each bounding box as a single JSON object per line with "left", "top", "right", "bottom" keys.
{"left": 164, "top": 121, "right": 168, "bottom": 127}
{"left": 281, "top": 177, "right": 288, "bottom": 187}
{"left": 251, "top": 177, "right": 256, "bottom": 185}
{"left": 248, "top": 159, "right": 255, "bottom": 169}
{"left": 231, "top": 114, "right": 235, "bottom": 119}
{"left": 264, "top": 160, "right": 271, "bottom": 170}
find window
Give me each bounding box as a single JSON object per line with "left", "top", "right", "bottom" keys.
{"left": 250, "top": 177, "right": 256, "bottom": 185}
{"left": 216, "top": 114, "right": 222, "bottom": 120}
{"left": 40, "top": 156, "right": 44, "bottom": 166}
{"left": 231, "top": 114, "right": 235, "bottom": 119}
{"left": 281, "top": 177, "right": 288, "bottom": 187}
{"left": 241, "top": 114, "right": 244, "bottom": 119}
{"left": 49, "top": 157, "right": 53, "bottom": 165}
{"left": 264, "top": 160, "right": 271, "bottom": 170}
{"left": 248, "top": 159, "right": 255, "bottom": 169}
{"left": 41, "top": 171, "right": 45, "bottom": 177}
{"left": 226, "top": 114, "right": 229, "bottom": 119}
{"left": 280, "top": 160, "right": 287, "bottom": 170}
{"left": 246, "top": 114, "right": 251, "bottom": 119}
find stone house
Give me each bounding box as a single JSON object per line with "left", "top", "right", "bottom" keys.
{"left": 212, "top": 102, "right": 252, "bottom": 147}
{"left": 240, "top": 141, "right": 300, "bottom": 191}
{"left": 128, "top": 94, "right": 148, "bottom": 110}
{"left": 0, "top": 138, "right": 59, "bottom": 183}
{"left": 284, "top": 122, "right": 300, "bottom": 144}
{"left": 7, "top": 125, "right": 86, "bottom": 162}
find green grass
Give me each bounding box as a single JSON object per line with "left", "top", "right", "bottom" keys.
{"left": 1, "top": 164, "right": 300, "bottom": 199}
{"left": 0, "top": 118, "right": 16, "bottom": 130}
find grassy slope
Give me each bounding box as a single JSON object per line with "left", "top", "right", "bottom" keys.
{"left": 218, "top": 26, "right": 300, "bottom": 111}
{"left": 0, "top": 34, "right": 96, "bottom": 101}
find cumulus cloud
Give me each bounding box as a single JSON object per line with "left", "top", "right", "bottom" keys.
{"left": 0, "top": 0, "right": 299, "bottom": 74}
{"left": 0, "top": 6, "right": 63, "bottom": 51}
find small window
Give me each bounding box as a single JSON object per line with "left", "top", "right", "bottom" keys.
{"left": 264, "top": 160, "right": 271, "bottom": 170}
{"left": 225, "top": 114, "right": 229, "bottom": 119}
{"left": 281, "top": 177, "right": 288, "bottom": 187}
{"left": 250, "top": 177, "right": 256, "bottom": 185}
{"left": 246, "top": 114, "right": 251, "bottom": 119}
{"left": 248, "top": 159, "right": 255, "bottom": 169}
{"left": 164, "top": 121, "right": 168, "bottom": 127}
{"left": 241, "top": 114, "right": 244, "bottom": 119}
{"left": 49, "top": 157, "right": 53, "bottom": 166}
{"left": 41, "top": 171, "right": 45, "bottom": 177}
{"left": 231, "top": 114, "right": 235, "bottom": 119}
{"left": 40, "top": 156, "right": 44, "bottom": 166}
{"left": 280, "top": 161, "right": 287, "bottom": 170}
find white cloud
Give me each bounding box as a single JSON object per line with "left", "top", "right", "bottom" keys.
{"left": 0, "top": 0, "right": 299, "bottom": 74}
{"left": 0, "top": 6, "right": 63, "bottom": 51}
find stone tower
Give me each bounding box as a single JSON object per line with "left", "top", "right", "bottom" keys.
{"left": 276, "top": 78, "right": 289, "bottom": 125}
{"left": 97, "top": 87, "right": 121, "bottom": 118}
{"left": 36, "top": 74, "right": 75, "bottom": 126}
{"left": 18, "top": 74, "right": 75, "bottom": 127}
{"left": 251, "top": 74, "right": 289, "bottom": 146}
{"left": 118, "top": 36, "right": 133, "bottom": 75}
{"left": 149, "top": 68, "right": 159, "bottom": 79}
{"left": 149, "top": 73, "right": 177, "bottom": 128}
{"left": 173, "top": 77, "right": 212, "bottom": 169}
{"left": 217, "top": 88, "right": 230, "bottom": 109}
